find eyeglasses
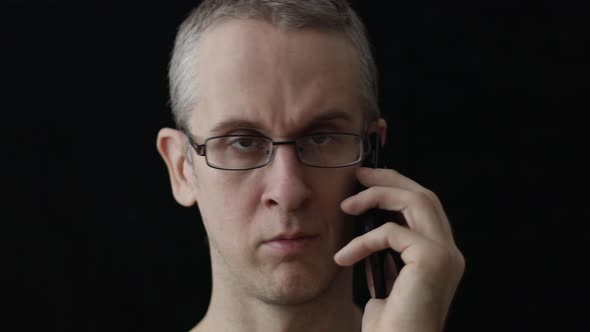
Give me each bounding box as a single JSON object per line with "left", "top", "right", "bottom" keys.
{"left": 183, "top": 130, "right": 366, "bottom": 171}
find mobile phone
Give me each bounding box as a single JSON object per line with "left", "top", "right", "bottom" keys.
{"left": 356, "top": 132, "right": 405, "bottom": 299}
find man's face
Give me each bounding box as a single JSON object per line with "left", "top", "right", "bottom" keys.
{"left": 189, "top": 19, "right": 364, "bottom": 304}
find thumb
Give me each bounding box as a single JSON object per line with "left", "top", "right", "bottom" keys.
{"left": 362, "top": 298, "right": 386, "bottom": 331}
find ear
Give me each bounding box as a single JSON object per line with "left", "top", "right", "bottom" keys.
{"left": 376, "top": 118, "right": 387, "bottom": 146}
{"left": 156, "top": 128, "right": 197, "bottom": 207}
{"left": 368, "top": 118, "right": 388, "bottom": 146}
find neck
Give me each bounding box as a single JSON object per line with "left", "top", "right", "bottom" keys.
{"left": 193, "top": 263, "right": 362, "bottom": 332}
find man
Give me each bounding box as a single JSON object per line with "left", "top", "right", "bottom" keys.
{"left": 156, "top": 1, "right": 464, "bottom": 331}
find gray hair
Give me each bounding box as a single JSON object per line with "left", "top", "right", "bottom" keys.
{"left": 168, "top": 0, "right": 380, "bottom": 130}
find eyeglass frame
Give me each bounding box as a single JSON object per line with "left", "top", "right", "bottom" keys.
{"left": 181, "top": 129, "right": 370, "bottom": 171}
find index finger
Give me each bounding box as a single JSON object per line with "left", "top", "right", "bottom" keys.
{"left": 355, "top": 167, "right": 454, "bottom": 242}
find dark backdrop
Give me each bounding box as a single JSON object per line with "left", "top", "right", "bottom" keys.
{"left": 4, "top": 1, "right": 587, "bottom": 331}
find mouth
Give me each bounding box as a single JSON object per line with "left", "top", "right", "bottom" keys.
{"left": 263, "top": 233, "right": 319, "bottom": 255}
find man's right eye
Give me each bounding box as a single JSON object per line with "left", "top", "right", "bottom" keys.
{"left": 230, "top": 137, "right": 259, "bottom": 150}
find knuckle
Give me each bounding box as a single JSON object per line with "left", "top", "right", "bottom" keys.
{"left": 440, "top": 245, "right": 466, "bottom": 275}
{"left": 420, "top": 242, "right": 457, "bottom": 271}
{"left": 418, "top": 188, "right": 440, "bottom": 205}
{"left": 430, "top": 249, "right": 451, "bottom": 270}
{"left": 406, "top": 189, "right": 443, "bottom": 216}
{"left": 385, "top": 167, "right": 400, "bottom": 178}
{"left": 455, "top": 249, "right": 466, "bottom": 272}
{"left": 368, "top": 186, "right": 391, "bottom": 205}
{"left": 423, "top": 188, "right": 439, "bottom": 202}
{"left": 381, "top": 221, "right": 398, "bottom": 234}
{"left": 409, "top": 190, "right": 432, "bottom": 206}
{"left": 363, "top": 186, "right": 380, "bottom": 198}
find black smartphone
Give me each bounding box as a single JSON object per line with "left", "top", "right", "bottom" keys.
{"left": 357, "top": 132, "right": 404, "bottom": 299}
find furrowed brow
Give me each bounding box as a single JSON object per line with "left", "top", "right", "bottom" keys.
{"left": 209, "top": 119, "right": 263, "bottom": 134}
{"left": 308, "top": 110, "right": 353, "bottom": 124}
{"left": 303, "top": 110, "right": 355, "bottom": 131}
{"left": 208, "top": 110, "right": 356, "bottom": 135}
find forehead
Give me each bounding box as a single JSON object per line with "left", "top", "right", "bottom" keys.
{"left": 192, "top": 18, "right": 364, "bottom": 137}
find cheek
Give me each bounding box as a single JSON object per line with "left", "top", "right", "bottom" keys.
{"left": 195, "top": 172, "right": 260, "bottom": 242}
{"left": 312, "top": 168, "right": 357, "bottom": 205}
{"left": 196, "top": 167, "right": 254, "bottom": 208}
{"left": 308, "top": 169, "right": 358, "bottom": 236}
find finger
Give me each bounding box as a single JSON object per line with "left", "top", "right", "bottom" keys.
{"left": 341, "top": 186, "right": 403, "bottom": 215}
{"left": 341, "top": 186, "right": 451, "bottom": 244}
{"left": 362, "top": 298, "right": 386, "bottom": 331}
{"left": 334, "top": 222, "right": 423, "bottom": 266}
{"left": 356, "top": 167, "right": 454, "bottom": 241}
{"left": 336, "top": 222, "right": 458, "bottom": 289}
{"left": 355, "top": 167, "right": 417, "bottom": 190}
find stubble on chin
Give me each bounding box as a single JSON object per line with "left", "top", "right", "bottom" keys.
{"left": 251, "top": 260, "right": 346, "bottom": 306}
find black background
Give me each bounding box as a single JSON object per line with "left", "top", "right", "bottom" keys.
{"left": 4, "top": 1, "right": 588, "bottom": 331}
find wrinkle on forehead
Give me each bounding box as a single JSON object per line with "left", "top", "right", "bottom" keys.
{"left": 191, "top": 18, "right": 363, "bottom": 137}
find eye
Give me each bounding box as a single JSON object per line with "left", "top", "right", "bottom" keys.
{"left": 228, "top": 136, "right": 267, "bottom": 151}
{"left": 230, "top": 137, "right": 256, "bottom": 149}
{"left": 309, "top": 134, "right": 333, "bottom": 145}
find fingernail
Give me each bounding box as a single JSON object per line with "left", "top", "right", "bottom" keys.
{"left": 341, "top": 196, "right": 353, "bottom": 206}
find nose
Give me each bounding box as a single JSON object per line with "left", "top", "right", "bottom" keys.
{"left": 260, "top": 143, "right": 312, "bottom": 211}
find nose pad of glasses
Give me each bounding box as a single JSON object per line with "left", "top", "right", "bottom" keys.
{"left": 267, "top": 141, "right": 301, "bottom": 166}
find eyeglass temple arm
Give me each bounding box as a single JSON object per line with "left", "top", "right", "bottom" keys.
{"left": 181, "top": 129, "right": 206, "bottom": 156}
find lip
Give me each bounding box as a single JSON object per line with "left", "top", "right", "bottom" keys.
{"left": 263, "top": 233, "right": 319, "bottom": 255}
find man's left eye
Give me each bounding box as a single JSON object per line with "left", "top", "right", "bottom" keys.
{"left": 309, "top": 135, "right": 332, "bottom": 145}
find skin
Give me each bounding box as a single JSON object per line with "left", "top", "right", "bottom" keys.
{"left": 157, "top": 18, "right": 464, "bottom": 332}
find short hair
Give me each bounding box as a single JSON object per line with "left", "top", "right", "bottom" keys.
{"left": 168, "top": 0, "right": 380, "bottom": 130}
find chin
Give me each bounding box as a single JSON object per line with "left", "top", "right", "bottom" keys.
{"left": 256, "top": 261, "right": 343, "bottom": 306}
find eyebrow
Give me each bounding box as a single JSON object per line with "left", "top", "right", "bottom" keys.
{"left": 209, "top": 110, "right": 355, "bottom": 134}
{"left": 310, "top": 110, "right": 354, "bottom": 124}
{"left": 209, "top": 119, "right": 261, "bottom": 134}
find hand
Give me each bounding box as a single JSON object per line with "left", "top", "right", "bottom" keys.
{"left": 334, "top": 167, "right": 465, "bottom": 332}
